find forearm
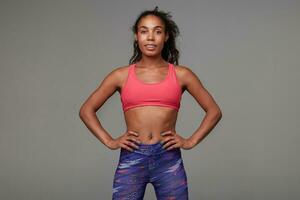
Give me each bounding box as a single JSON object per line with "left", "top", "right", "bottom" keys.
{"left": 188, "top": 109, "right": 222, "bottom": 147}
{"left": 79, "top": 110, "right": 114, "bottom": 148}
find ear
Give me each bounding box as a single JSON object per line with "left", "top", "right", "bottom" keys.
{"left": 134, "top": 33, "right": 137, "bottom": 42}
{"left": 165, "top": 32, "right": 169, "bottom": 42}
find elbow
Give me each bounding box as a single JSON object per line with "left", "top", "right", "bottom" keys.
{"left": 208, "top": 107, "right": 222, "bottom": 120}
{"left": 218, "top": 111, "right": 222, "bottom": 120}
{"left": 79, "top": 107, "right": 86, "bottom": 119}
{"left": 212, "top": 110, "right": 222, "bottom": 123}
{"left": 79, "top": 105, "right": 93, "bottom": 119}
{"left": 216, "top": 108, "right": 222, "bottom": 120}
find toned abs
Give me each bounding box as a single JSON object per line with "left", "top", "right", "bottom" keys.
{"left": 124, "top": 106, "right": 179, "bottom": 144}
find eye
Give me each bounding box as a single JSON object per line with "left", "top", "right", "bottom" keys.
{"left": 156, "top": 31, "right": 162, "bottom": 34}
{"left": 140, "top": 30, "right": 146, "bottom": 33}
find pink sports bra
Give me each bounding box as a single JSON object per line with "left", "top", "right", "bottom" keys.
{"left": 120, "top": 62, "right": 182, "bottom": 112}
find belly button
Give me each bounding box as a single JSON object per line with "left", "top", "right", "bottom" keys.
{"left": 148, "top": 133, "right": 153, "bottom": 139}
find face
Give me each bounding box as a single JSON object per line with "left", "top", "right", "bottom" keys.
{"left": 135, "top": 15, "right": 169, "bottom": 56}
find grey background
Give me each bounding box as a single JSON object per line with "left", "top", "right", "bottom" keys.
{"left": 1, "top": 0, "right": 299, "bottom": 199}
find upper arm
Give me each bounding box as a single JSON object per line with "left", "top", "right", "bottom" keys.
{"left": 181, "top": 66, "right": 221, "bottom": 113}
{"left": 79, "top": 67, "right": 122, "bottom": 113}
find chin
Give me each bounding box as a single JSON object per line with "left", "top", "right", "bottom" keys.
{"left": 142, "top": 49, "right": 161, "bottom": 55}
{"left": 144, "top": 53, "right": 161, "bottom": 57}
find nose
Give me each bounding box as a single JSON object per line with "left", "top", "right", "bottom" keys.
{"left": 147, "top": 32, "right": 154, "bottom": 40}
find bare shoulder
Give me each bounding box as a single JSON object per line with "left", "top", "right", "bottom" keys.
{"left": 79, "top": 64, "right": 130, "bottom": 112}
{"left": 105, "top": 64, "right": 130, "bottom": 88}
{"left": 174, "top": 64, "right": 221, "bottom": 113}
{"left": 108, "top": 65, "right": 128, "bottom": 77}
{"left": 173, "top": 64, "right": 203, "bottom": 90}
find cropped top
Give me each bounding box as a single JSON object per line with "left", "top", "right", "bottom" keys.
{"left": 120, "top": 62, "right": 182, "bottom": 112}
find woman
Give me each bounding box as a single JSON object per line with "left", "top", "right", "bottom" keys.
{"left": 79, "top": 7, "right": 222, "bottom": 200}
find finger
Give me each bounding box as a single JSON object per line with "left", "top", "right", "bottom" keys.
{"left": 161, "top": 136, "right": 175, "bottom": 144}
{"left": 162, "top": 139, "right": 177, "bottom": 149}
{"left": 161, "top": 130, "right": 173, "bottom": 136}
{"left": 123, "top": 142, "right": 133, "bottom": 151}
{"left": 120, "top": 143, "right": 134, "bottom": 152}
{"left": 160, "top": 130, "right": 172, "bottom": 135}
{"left": 124, "top": 140, "right": 139, "bottom": 149}
{"left": 128, "top": 130, "right": 139, "bottom": 137}
{"left": 166, "top": 143, "right": 179, "bottom": 151}
{"left": 127, "top": 137, "right": 142, "bottom": 144}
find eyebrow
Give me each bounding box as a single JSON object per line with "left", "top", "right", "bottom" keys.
{"left": 139, "top": 25, "right": 163, "bottom": 29}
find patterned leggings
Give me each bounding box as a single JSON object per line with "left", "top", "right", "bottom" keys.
{"left": 112, "top": 141, "right": 189, "bottom": 200}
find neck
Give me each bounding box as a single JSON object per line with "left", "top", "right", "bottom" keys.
{"left": 138, "top": 55, "right": 167, "bottom": 68}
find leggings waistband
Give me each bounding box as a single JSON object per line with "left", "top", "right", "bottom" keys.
{"left": 127, "top": 141, "right": 179, "bottom": 155}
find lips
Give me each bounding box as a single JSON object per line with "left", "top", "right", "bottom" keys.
{"left": 145, "top": 44, "right": 157, "bottom": 50}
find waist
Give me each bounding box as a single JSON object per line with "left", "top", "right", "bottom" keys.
{"left": 137, "top": 135, "right": 163, "bottom": 144}
{"left": 122, "top": 141, "right": 180, "bottom": 156}
{"left": 128, "top": 129, "right": 176, "bottom": 144}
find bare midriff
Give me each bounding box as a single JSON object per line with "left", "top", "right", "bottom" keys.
{"left": 123, "top": 106, "right": 179, "bottom": 144}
